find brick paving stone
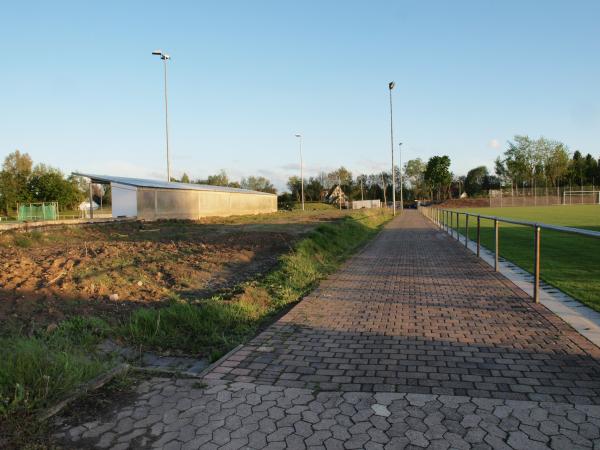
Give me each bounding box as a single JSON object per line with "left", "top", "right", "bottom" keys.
{"left": 214, "top": 212, "right": 600, "bottom": 404}
{"left": 55, "top": 212, "right": 600, "bottom": 449}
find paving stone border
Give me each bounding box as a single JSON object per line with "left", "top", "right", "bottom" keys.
{"left": 55, "top": 378, "right": 600, "bottom": 449}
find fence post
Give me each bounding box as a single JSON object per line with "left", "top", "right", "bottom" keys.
{"left": 456, "top": 212, "right": 460, "bottom": 240}
{"left": 494, "top": 219, "right": 499, "bottom": 271}
{"left": 465, "top": 214, "right": 469, "bottom": 247}
{"left": 534, "top": 225, "right": 541, "bottom": 303}
{"left": 476, "top": 216, "right": 481, "bottom": 257}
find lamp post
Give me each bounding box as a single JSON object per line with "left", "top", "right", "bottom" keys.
{"left": 388, "top": 81, "right": 396, "bottom": 216}
{"left": 398, "top": 142, "right": 403, "bottom": 212}
{"left": 152, "top": 50, "right": 171, "bottom": 182}
{"left": 294, "top": 134, "right": 305, "bottom": 211}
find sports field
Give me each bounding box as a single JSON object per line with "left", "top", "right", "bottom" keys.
{"left": 448, "top": 205, "right": 600, "bottom": 312}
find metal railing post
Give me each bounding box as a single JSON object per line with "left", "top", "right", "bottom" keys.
{"left": 450, "top": 211, "right": 453, "bottom": 237}
{"left": 456, "top": 212, "right": 460, "bottom": 240}
{"left": 494, "top": 219, "right": 499, "bottom": 271}
{"left": 465, "top": 214, "right": 469, "bottom": 247}
{"left": 534, "top": 225, "right": 541, "bottom": 303}
{"left": 476, "top": 216, "right": 480, "bottom": 257}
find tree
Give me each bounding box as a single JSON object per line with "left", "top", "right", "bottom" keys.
{"left": 287, "top": 176, "right": 302, "bottom": 201}
{"left": 27, "top": 165, "right": 84, "bottom": 209}
{"left": 355, "top": 174, "right": 368, "bottom": 200}
{"left": 544, "top": 143, "right": 570, "bottom": 187}
{"left": 464, "top": 166, "right": 489, "bottom": 197}
{"left": 180, "top": 173, "right": 190, "bottom": 183}
{"left": 404, "top": 158, "right": 427, "bottom": 198}
{"left": 584, "top": 154, "right": 598, "bottom": 185}
{"left": 305, "top": 177, "right": 324, "bottom": 201}
{"left": 0, "top": 150, "right": 33, "bottom": 214}
{"left": 240, "top": 176, "right": 276, "bottom": 194}
{"left": 424, "top": 155, "right": 452, "bottom": 201}
{"left": 207, "top": 170, "right": 230, "bottom": 186}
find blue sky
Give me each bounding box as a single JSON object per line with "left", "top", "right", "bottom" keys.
{"left": 1, "top": 0, "right": 599, "bottom": 191}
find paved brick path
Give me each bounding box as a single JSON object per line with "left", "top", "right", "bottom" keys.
{"left": 58, "top": 211, "right": 600, "bottom": 449}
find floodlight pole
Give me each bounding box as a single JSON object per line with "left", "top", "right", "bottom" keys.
{"left": 295, "top": 134, "right": 304, "bottom": 211}
{"left": 388, "top": 82, "right": 396, "bottom": 216}
{"left": 153, "top": 50, "right": 171, "bottom": 182}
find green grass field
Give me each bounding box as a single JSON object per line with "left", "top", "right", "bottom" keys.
{"left": 445, "top": 205, "right": 600, "bottom": 311}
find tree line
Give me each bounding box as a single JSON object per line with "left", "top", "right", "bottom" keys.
{"left": 282, "top": 156, "right": 453, "bottom": 205}
{"left": 172, "top": 169, "right": 277, "bottom": 194}
{"left": 463, "top": 135, "right": 599, "bottom": 197}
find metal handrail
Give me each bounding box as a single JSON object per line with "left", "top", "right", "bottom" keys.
{"left": 419, "top": 206, "right": 600, "bottom": 303}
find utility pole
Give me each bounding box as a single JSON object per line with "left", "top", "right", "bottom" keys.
{"left": 361, "top": 178, "right": 364, "bottom": 201}
{"left": 388, "top": 81, "right": 396, "bottom": 216}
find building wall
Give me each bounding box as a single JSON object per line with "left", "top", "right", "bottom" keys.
{"left": 136, "top": 188, "right": 277, "bottom": 220}
{"left": 349, "top": 200, "right": 381, "bottom": 209}
{"left": 111, "top": 182, "right": 138, "bottom": 217}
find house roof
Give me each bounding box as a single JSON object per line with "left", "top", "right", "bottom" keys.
{"left": 73, "top": 173, "right": 275, "bottom": 196}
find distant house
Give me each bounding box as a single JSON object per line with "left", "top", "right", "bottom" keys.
{"left": 326, "top": 185, "right": 347, "bottom": 207}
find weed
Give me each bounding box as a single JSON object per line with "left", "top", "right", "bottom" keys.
{"left": 192, "top": 381, "right": 208, "bottom": 390}
{"left": 0, "top": 317, "right": 113, "bottom": 417}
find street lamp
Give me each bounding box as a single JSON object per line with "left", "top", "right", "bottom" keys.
{"left": 294, "top": 133, "right": 305, "bottom": 211}
{"left": 152, "top": 50, "right": 171, "bottom": 182}
{"left": 388, "top": 81, "right": 396, "bottom": 216}
{"left": 398, "top": 142, "right": 404, "bottom": 212}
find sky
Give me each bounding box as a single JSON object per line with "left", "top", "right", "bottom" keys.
{"left": 1, "top": 0, "right": 599, "bottom": 191}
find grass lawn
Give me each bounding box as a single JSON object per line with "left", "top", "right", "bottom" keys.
{"left": 446, "top": 205, "right": 600, "bottom": 311}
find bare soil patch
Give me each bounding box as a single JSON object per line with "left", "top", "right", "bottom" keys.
{"left": 0, "top": 211, "right": 345, "bottom": 331}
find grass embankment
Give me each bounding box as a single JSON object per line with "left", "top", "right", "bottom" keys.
{"left": 123, "top": 209, "right": 391, "bottom": 358}
{"left": 447, "top": 205, "right": 600, "bottom": 311}
{"left": 0, "top": 209, "right": 391, "bottom": 447}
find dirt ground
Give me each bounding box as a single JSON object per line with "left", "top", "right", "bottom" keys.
{"left": 0, "top": 210, "right": 346, "bottom": 332}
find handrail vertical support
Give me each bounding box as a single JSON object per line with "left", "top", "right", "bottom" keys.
{"left": 476, "top": 216, "right": 480, "bottom": 257}
{"left": 465, "top": 214, "right": 469, "bottom": 247}
{"left": 456, "top": 212, "right": 460, "bottom": 240}
{"left": 450, "top": 211, "right": 453, "bottom": 236}
{"left": 534, "top": 225, "right": 541, "bottom": 303}
{"left": 494, "top": 219, "right": 499, "bottom": 271}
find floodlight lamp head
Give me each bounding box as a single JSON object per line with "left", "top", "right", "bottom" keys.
{"left": 152, "top": 50, "right": 163, "bottom": 56}
{"left": 294, "top": 133, "right": 301, "bottom": 138}
{"left": 388, "top": 81, "right": 395, "bottom": 90}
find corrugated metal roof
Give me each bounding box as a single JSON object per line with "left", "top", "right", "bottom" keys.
{"left": 73, "top": 173, "right": 275, "bottom": 196}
